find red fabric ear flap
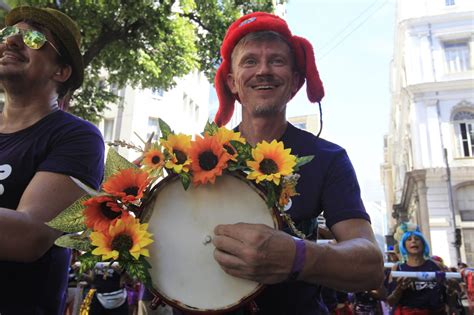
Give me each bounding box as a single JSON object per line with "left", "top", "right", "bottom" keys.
{"left": 214, "top": 60, "right": 235, "bottom": 127}
{"left": 294, "top": 36, "right": 324, "bottom": 103}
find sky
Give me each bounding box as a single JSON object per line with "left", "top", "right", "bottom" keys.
{"left": 284, "top": 0, "right": 396, "bottom": 202}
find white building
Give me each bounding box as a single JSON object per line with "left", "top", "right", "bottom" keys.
{"left": 99, "top": 71, "right": 211, "bottom": 161}
{"left": 382, "top": 0, "right": 474, "bottom": 266}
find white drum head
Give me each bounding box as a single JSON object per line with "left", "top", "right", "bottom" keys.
{"left": 144, "top": 173, "right": 277, "bottom": 312}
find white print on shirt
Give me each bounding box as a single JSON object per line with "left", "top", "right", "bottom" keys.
{"left": 284, "top": 198, "right": 293, "bottom": 211}
{"left": 413, "top": 281, "right": 437, "bottom": 291}
{"left": 0, "top": 164, "right": 12, "bottom": 195}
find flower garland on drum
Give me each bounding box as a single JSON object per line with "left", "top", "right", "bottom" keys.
{"left": 47, "top": 119, "right": 313, "bottom": 285}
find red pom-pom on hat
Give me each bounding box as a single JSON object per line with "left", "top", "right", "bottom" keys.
{"left": 214, "top": 12, "right": 324, "bottom": 126}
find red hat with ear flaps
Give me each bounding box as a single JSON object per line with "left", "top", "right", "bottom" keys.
{"left": 214, "top": 12, "right": 325, "bottom": 126}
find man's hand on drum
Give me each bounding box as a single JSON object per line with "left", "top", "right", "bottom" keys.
{"left": 213, "top": 222, "right": 295, "bottom": 284}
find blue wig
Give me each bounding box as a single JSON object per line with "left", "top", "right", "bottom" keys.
{"left": 399, "top": 230, "right": 430, "bottom": 261}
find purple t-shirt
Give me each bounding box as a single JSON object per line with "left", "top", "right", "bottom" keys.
{"left": 389, "top": 260, "right": 446, "bottom": 310}
{"left": 0, "top": 110, "right": 104, "bottom": 314}
{"left": 232, "top": 123, "right": 370, "bottom": 315}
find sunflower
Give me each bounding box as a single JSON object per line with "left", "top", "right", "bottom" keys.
{"left": 278, "top": 174, "right": 300, "bottom": 207}
{"left": 215, "top": 127, "right": 246, "bottom": 160}
{"left": 189, "top": 134, "right": 230, "bottom": 185}
{"left": 102, "top": 168, "right": 150, "bottom": 203}
{"left": 83, "top": 196, "right": 127, "bottom": 232}
{"left": 141, "top": 143, "right": 165, "bottom": 172}
{"left": 90, "top": 215, "right": 153, "bottom": 261}
{"left": 247, "top": 140, "right": 296, "bottom": 185}
{"left": 161, "top": 133, "right": 192, "bottom": 174}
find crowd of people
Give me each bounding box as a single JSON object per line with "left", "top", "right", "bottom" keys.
{"left": 0, "top": 4, "right": 472, "bottom": 315}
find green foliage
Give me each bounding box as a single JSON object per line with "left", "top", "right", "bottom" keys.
{"left": 55, "top": 233, "right": 92, "bottom": 252}
{"left": 78, "top": 252, "right": 101, "bottom": 274}
{"left": 46, "top": 195, "right": 88, "bottom": 233}
{"left": 124, "top": 256, "right": 153, "bottom": 286}
{"left": 294, "top": 155, "right": 315, "bottom": 172}
{"left": 203, "top": 120, "right": 219, "bottom": 136}
{"left": 6, "top": 0, "right": 283, "bottom": 122}
{"left": 179, "top": 172, "right": 191, "bottom": 190}
{"left": 104, "top": 147, "right": 137, "bottom": 181}
{"left": 158, "top": 118, "right": 173, "bottom": 141}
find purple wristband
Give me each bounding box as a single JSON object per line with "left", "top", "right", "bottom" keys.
{"left": 288, "top": 237, "right": 306, "bottom": 281}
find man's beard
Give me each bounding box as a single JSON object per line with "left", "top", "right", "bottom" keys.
{"left": 250, "top": 101, "right": 286, "bottom": 118}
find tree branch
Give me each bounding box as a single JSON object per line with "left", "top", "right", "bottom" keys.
{"left": 180, "top": 12, "right": 210, "bottom": 32}
{"left": 83, "top": 19, "right": 144, "bottom": 68}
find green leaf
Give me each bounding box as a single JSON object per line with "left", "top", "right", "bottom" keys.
{"left": 78, "top": 252, "right": 102, "bottom": 274}
{"left": 203, "top": 121, "right": 219, "bottom": 136}
{"left": 55, "top": 233, "right": 92, "bottom": 252}
{"left": 124, "top": 257, "right": 153, "bottom": 286}
{"left": 261, "top": 181, "right": 277, "bottom": 209}
{"left": 230, "top": 140, "right": 252, "bottom": 161}
{"left": 46, "top": 195, "right": 89, "bottom": 233}
{"left": 104, "top": 147, "right": 137, "bottom": 181}
{"left": 158, "top": 118, "right": 173, "bottom": 140}
{"left": 294, "top": 155, "right": 314, "bottom": 172}
{"left": 179, "top": 172, "right": 191, "bottom": 190}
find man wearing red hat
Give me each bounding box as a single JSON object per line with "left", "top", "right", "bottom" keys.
{"left": 0, "top": 6, "right": 104, "bottom": 314}
{"left": 211, "top": 12, "right": 384, "bottom": 314}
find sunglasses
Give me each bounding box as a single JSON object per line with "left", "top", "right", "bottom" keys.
{"left": 0, "top": 26, "right": 61, "bottom": 56}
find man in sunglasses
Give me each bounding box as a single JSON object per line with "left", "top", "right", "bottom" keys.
{"left": 0, "top": 6, "right": 104, "bottom": 314}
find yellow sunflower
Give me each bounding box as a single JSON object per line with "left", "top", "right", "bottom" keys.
{"left": 90, "top": 215, "right": 153, "bottom": 260}
{"left": 189, "top": 134, "right": 230, "bottom": 185}
{"left": 161, "top": 133, "right": 192, "bottom": 174}
{"left": 83, "top": 196, "right": 127, "bottom": 232}
{"left": 141, "top": 143, "right": 165, "bottom": 172}
{"left": 102, "top": 168, "right": 150, "bottom": 203}
{"left": 278, "top": 174, "right": 300, "bottom": 207}
{"left": 215, "top": 127, "right": 246, "bottom": 161}
{"left": 247, "top": 140, "right": 296, "bottom": 185}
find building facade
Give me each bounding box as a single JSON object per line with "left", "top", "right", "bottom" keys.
{"left": 382, "top": 0, "right": 474, "bottom": 266}
{"left": 98, "top": 71, "right": 210, "bottom": 161}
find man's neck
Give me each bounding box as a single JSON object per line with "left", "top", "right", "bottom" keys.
{"left": 239, "top": 111, "right": 287, "bottom": 146}
{"left": 0, "top": 93, "right": 59, "bottom": 133}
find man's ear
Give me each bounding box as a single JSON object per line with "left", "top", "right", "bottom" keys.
{"left": 226, "top": 72, "right": 238, "bottom": 94}
{"left": 53, "top": 64, "right": 72, "bottom": 83}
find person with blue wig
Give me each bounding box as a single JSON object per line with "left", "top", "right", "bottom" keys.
{"left": 387, "top": 224, "right": 449, "bottom": 314}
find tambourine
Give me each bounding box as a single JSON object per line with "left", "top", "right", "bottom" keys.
{"left": 141, "top": 172, "right": 281, "bottom": 313}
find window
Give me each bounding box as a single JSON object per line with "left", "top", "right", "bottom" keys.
{"left": 445, "top": 0, "right": 455, "bottom": 5}
{"left": 453, "top": 111, "right": 474, "bottom": 157}
{"left": 103, "top": 118, "right": 114, "bottom": 142}
{"left": 444, "top": 42, "right": 470, "bottom": 73}
{"left": 457, "top": 185, "right": 474, "bottom": 222}
{"left": 147, "top": 117, "right": 160, "bottom": 141}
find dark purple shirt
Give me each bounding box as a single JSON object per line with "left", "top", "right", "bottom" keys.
{"left": 0, "top": 110, "right": 104, "bottom": 314}
{"left": 389, "top": 260, "right": 446, "bottom": 310}
{"left": 229, "top": 123, "right": 370, "bottom": 315}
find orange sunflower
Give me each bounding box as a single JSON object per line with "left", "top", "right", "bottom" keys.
{"left": 102, "top": 168, "right": 151, "bottom": 203}
{"left": 278, "top": 174, "right": 300, "bottom": 207}
{"left": 161, "top": 133, "right": 192, "bottom": 174}
{"left": 141, "top": 143, "right": 165, "bottom": 172}
{"left": 215, "top": 127, "right": 246, "bottom": 160}
{"left": 83, "top": 196, "right": 127, "bottom": 232}
{"left": 189, "top": 134, "right": 230, "bottom": 185}
{"left": 90, "top": 215, "right": 153, "bottom": 260}
{"left": 247, "top": 140, "right": 296, "bottom": 185}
